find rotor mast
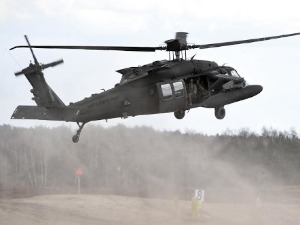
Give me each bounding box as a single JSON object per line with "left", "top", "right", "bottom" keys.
{"left": 165, "top": 32, "right": 188, "bottom": 60}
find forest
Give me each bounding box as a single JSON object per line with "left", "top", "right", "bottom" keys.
{"left": 0, "top": 124, "right": 299, "bottom": 200}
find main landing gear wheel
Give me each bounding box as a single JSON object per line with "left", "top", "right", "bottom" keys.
{"left": 215, "top": 107, "right": 225, "bottom": 120}
{"left": 72, "top": 122, "right": 86, "bottom": 143}
{"left": 174, "top": 110, "right": 185, "bottom": 119}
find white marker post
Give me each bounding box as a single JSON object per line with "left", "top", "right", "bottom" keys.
{"left": 77, "top": 176, "right": 81, "bottom": 194}
{"left": 75, "top": 168, "right": 83, "bottom": 194}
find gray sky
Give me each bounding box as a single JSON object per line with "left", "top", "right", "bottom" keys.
{"left": 1, "top": 0, "right": 300, "bottom": 135}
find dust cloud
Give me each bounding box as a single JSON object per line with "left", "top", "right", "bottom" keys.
{"left": 0, "top": 124, "right": 299, "bottom": 224}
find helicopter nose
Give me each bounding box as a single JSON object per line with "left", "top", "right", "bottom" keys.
{"left": 257, "top": 85, "right": 263, "bottom": 93}
{"left": 253, "top": 84, "right": 263, "bottom": 93}
{"left": 244, "top": 80, "right": 263, "bottom": 92}
{"left": 247, "top": 84, "right": 263, "bottom": 97}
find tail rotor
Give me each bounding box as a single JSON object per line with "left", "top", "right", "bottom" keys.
{"left": 14, "top": 35, "right": 64, "bottom": 76}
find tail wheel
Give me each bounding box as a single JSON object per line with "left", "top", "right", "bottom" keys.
{"left": 72, "top": 122, "right": 86, "bottom": 143}
{"left": 72, "top": 135, "right": 80, "bottom": 143}
{"left": 174, "top": 110, "right": 185, "bottom": 119}
{"left": 215, "top": 107, "right": 225, "bottom": 119}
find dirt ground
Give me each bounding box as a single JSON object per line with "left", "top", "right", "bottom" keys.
{"left": 0, "top": 194, "right": 299, "bottom": 225}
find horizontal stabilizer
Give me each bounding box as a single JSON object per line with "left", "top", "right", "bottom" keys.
{"left": 11, "top": 105, "right": 80, "bottom": 122}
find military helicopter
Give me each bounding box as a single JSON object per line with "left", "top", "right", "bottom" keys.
{"left": 10, "top": 32, "right": 300, "bottom": 143}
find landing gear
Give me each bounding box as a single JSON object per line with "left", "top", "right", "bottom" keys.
{"left": 72, "top": 122, "right": 86, "bottom": 143}
{"left": 174, "top": 110, "right": 185, "bottom": 119}
{"left": 215, "top": 107, "right": 225, "bottom": 119}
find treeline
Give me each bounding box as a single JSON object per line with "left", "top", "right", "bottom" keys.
{"left": 0, "top": 124, "right": 299, "bottom": 198}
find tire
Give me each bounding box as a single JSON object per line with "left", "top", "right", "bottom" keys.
{"left": 215, "top": 107, "right": 225, "bottom": 120}
{"left": 72, "top": 135, "right": 79, "bottom": 143}
{"left": 174, "top": 110, "right": 185, "bottom": 119}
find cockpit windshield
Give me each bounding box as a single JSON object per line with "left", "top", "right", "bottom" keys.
{"left": 230, "top": 69, "right": 240, "bottom": 77}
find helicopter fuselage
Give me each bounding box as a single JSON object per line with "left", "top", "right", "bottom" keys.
{"left": 70, "top": 59, "right": 262, "bottom": 123}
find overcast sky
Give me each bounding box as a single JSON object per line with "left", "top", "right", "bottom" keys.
{"left": 1, "top": 0, "right": 300, "bottom": 135}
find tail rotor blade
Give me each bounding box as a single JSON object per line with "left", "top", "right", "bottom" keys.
{"left": 24, "top": 35, "right": 39, "bottom": 65}
{"left": 41, "top": 59, "right": 64, "bottom": 70}
{"left": 15, "top": 70, "right": 24, "bottom": 76}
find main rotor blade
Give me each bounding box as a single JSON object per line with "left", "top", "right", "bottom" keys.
{"left": 194, "top": 32, "right": 300, "bottom": 49}
{"left": 10, "top": 45, "right": 165, "bottom": 52}
{"left": 24, "top": 35, "right": 39, "bottom": 65}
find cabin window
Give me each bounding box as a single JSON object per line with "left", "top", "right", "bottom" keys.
{"left": 173, "top": 81, "right": 184, "bottom": 97}
{"left": 161, "top": 84, "right": 172, "bottom": 100}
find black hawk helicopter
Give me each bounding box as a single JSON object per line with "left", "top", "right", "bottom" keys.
{"left": 10, "top": 32, "right": 300, "bottom": 143}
